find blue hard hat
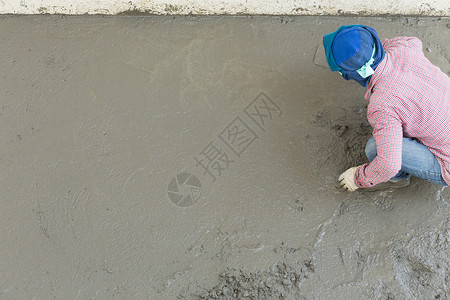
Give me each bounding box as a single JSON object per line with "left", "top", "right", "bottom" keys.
{"left": 332, "top": 27, "right": 375, "bottom": 71}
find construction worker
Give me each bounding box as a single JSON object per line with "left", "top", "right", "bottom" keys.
{"left": 323, "top": 25, "right": 450, "bottom": 191}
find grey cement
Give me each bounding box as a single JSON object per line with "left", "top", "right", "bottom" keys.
{"left": 0, "top": 15, "right": 449, "bottom": 300}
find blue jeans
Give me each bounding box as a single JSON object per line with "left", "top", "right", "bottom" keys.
{"left": 365, "top": 137, "right": 448, "bottom": 186}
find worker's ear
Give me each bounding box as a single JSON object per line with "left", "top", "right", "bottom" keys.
{"left": 340, "top": 71, "right": 351, "bottom": 81}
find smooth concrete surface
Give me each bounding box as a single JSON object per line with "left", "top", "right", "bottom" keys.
{"left": 0, "top": 16, "right": 449, "bottom": 299}
{"left": 1, "top": 0, "right": 450, "bottom": 16}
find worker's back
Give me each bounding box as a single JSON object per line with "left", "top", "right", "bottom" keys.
{"left": 366, "top": 36, "right": 450, "bottom": 183}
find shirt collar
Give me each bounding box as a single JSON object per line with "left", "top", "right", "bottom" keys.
{"left": 365, "top": 48, "right": 387, "bottom": 99}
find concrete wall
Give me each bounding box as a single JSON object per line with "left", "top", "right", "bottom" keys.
{"left": 1, "top": 0, "right": 449, "bottom": 16}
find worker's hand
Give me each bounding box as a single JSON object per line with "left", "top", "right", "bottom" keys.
{"left": 337, "top": 166, "right": 360, "bottom": 192}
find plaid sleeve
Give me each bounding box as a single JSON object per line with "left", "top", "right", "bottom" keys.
{"left": 355, "top": 107, "right": 403, "bottom": 188}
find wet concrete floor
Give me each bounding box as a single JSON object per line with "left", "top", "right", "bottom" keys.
{"left": 0, "top": 15, "right": 449, "bottom": 299}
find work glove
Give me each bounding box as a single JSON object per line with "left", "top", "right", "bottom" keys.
{"left": 337, "top": 166, "right": 360, "bottom": 192}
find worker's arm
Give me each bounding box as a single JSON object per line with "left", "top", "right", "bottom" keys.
{"left": 355, "top": 107, "right": 403, "bottom": 188}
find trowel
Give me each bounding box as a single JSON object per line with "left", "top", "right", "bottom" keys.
{"left": 313, "top": 44, "right": 329, "bottom": 68}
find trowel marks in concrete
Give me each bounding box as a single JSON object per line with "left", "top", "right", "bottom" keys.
{"left": 0, "top": 15, "right": 449, "bottom": 300}
{"left": 313, "top": 43, "right": 329, "bottom": 68}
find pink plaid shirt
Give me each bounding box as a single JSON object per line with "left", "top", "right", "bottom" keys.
{"left": 355, "top": 36, "right": 450, "bottom": 187}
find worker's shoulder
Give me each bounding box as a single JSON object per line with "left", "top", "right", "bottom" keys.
{"left": 382, "top": 36, "right": 423, "bottom": 51}
{"left": 367, "top": 85, "right": 403, "bottom": 112}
